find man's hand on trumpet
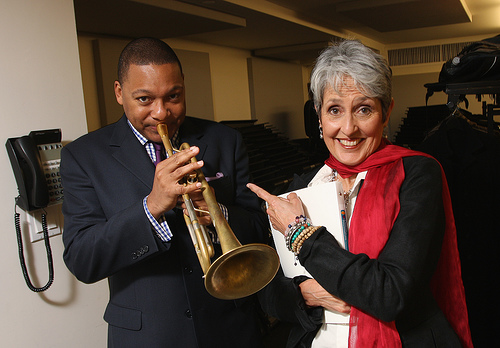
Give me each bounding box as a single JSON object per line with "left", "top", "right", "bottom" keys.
{"left": 177, "top": 186, "right": 215, "bottom": 226}
{"left": 147, "top": 145, "right": 204, "bottom": 220}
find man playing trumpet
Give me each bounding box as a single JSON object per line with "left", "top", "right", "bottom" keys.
{"left": 61, "top": 37, "right": 269, "bottom": 347}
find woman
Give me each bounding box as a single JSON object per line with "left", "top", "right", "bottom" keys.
{"left": 249, "top": 40, "right": 473, "bottom": 347}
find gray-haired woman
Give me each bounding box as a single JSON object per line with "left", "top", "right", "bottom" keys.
{"left": 250, "top": 40, "right": 472, "bottom": 348}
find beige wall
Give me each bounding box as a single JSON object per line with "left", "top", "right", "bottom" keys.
{"left": 87, "top": 37, "right": 215, "bottom": 127}
{"left": 166, "top": 38, "right": 257, "bottom": 123}
{"left": 0, "top": 1, "right": 108, "bottom": 347}
{"left": 248, "top": 57, "right": 307, "bottom": 139}
{"left": 78, "top": 36, "right": 310, "bottom": 138}
{"left": 79, "top": 37, "right": 261, "bottom": 131}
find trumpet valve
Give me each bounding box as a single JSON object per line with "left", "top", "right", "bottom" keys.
{"left": 186, "top": 172, "right": 198, "bottom": 184}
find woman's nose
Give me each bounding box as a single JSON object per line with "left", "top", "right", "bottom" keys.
{"left": 341, "top": 114, "right": 358, "bottom": 136}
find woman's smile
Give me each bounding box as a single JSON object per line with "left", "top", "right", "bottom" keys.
{"left": 338, "top": 138, "right": 363, "bottom": 147}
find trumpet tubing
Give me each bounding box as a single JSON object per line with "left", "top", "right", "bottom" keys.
{"left": 156, "top": 123, "right": 279, "bottom": 300}
{"left": 157, "top": 123, "right": 215, "bottom": 273}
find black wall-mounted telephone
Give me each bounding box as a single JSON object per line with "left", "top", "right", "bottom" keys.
{"left": 6, "top": 129, "right": 63, "bottom": 292}
{"left": 6, "top": 129, "right": 63, "bottom": 211}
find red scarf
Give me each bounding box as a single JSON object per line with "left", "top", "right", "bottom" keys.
{"left": 325, "top": 142, "right": 473, "bottom": 348}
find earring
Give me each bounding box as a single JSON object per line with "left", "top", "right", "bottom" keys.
{"left": 319, "top": 125, "right": 323, "bottom": 139}
{"left": 383, "top": 126, "right": 389, "bottom": 139}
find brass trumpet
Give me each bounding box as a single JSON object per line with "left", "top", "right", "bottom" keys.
{"left": 157, "top": 123, "right": 279, "bottom": 300}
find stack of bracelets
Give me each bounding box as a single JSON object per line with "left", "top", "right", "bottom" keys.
{"left": 285, "top": 215, "right": 321, "bottom": 259}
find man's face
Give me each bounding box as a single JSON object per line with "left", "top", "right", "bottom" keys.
{"left": 114, "top": 63, "right": 186, "bottom": 143}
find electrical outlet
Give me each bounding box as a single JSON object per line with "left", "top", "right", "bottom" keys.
{"left": 25, "top": 205, "right": 62, "bottom": 243}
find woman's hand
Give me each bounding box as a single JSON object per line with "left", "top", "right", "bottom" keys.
{"left": 247, "top": 183, "right": 305, "bottom": 235}
{"left": 299, "top": 279, "right": 351, "bottom": 314}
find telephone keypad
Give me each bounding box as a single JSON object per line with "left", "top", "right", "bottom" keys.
{"left": 39, "top": 142, "right": 64, "bottom": 206}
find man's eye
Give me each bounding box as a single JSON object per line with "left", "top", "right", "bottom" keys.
{"left": 137, "top": 96, "right": 150, "bottom": 103}
{"left": 169, "top": 93, "right": 180, "bottom": 101}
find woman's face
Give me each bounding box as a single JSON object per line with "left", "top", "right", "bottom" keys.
{"left": 319, "top": 77, "right": 393, "bottom": 167}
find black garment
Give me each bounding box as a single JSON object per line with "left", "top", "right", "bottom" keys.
{"left": 418, "top": 115, "right": 500, "bottom": 347}
{"left": 259, "top": 157, "right": 461, "bottom": 347}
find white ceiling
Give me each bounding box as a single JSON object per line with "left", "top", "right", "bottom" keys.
{"left": 73, "top": 0, "right": 500, "bottom": 64}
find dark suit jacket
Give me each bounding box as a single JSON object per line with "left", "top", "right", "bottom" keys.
{"left": 61, "top": 115, "right": 268, "bottom": 348}
{"left": 259, "top": 156, "right": 462, "bottom": 347}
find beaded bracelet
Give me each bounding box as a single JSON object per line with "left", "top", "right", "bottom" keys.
{"left": 291, "top": 225, "right": 316, "bottom": 251}
{"left": 285, "top": 215, "right": 311, "bottom": 252}
{"left": 285, "top": 215, "right": 308, "bottom": 238}
{"left": 292, "top": 226, "right": 321, "bottom": 255}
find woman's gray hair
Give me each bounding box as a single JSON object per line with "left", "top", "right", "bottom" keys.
{"left": 310, "top": 40, "right": 392, "bottom": 121}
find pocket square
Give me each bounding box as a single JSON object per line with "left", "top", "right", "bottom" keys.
{"left": 205, "top": 172, "right": 224, "bottom": 182}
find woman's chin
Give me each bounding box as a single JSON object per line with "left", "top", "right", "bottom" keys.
{"left": 334, "top": 153, "right": 368, "bottom": 167}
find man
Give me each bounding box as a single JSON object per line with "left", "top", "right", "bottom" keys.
{"left": 61, "top": 37, "right": 269, "bottom": 347}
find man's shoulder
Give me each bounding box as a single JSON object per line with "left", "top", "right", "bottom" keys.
{"left": 185, "top": 116, "right": 233, "bottom": 129}
{"left": 64, "top": 118, "right": 122, "bottom": 152}
{"left": 183, "top": 116, "right": 240, "bottom": 137}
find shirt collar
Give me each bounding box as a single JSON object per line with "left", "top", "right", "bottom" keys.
{"left": 128, "top": 120, "right": 148, "bottom": 145}
{"left": 308, "top": 164, "right": 366, "bottom": 188}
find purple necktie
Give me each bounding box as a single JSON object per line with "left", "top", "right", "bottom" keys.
{"left": 153, "top": 142, "right": 164, "bottom": 165}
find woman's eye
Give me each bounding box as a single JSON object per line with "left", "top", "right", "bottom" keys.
{"left": 357, "top": 106, "right": 372, "bottom": 116}
{"left": 328, "top": 106, "right": 341, "bottom": 116}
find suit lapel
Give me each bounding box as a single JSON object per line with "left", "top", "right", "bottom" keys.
{"left": 109, "top": 115, "right": 155, "bottom": 189}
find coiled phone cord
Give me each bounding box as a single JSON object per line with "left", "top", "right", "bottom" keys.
{"left": 14, "top": 202, "right": 54, "bottom": 292}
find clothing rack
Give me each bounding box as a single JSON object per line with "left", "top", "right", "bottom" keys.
{"left": 425, "top": 80, "right": 500, "bottom": 134}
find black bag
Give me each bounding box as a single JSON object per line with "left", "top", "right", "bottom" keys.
{"left": 439, "top": 35, "right": 500, "bottom": 84}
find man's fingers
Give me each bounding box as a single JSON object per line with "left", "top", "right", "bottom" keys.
{"left": 159, "top": 146, "right": 200, "bottom": 169}
{"left": 157, "top": 151, "right": 204, "bottom": 184}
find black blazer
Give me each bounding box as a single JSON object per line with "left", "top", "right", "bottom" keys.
{"left": 259, "top": 156, "right": 462, "bottom": 347}
{"left": 61, "top": 115, "right": 268, "bottom": 347}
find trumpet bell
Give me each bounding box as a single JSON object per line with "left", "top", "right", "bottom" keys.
{"left": 205, "top": 243, "right": 280, "bottom": 300}
{"left": 157, "top": 122, "right": 280, "bottom": 300}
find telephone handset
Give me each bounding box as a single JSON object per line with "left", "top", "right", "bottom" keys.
{"left": 6, "top": 129, "right": 63, "bottom": 292}
{"left": 6, "top": 129, "right": 63, "bottom": 211}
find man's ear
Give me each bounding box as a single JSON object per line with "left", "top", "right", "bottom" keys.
{"left": 114, "top": 80, "right": 123, "bottom": 105}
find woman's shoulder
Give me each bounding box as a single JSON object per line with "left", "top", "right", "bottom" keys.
{"left": 401, "top": 155, "right": 443, "bottom": 192}
{"left": 403, "top": 155, "right": 442, "bottom": 176}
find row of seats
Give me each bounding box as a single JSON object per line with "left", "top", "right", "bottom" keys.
{"left": 221, "top": 120, "right": 327, "bottom": 194}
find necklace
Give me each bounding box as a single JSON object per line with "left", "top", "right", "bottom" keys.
{"left": 342, "top": 187, "right": 353, "bottom": 207}
{"left": 331, "top": 169, "right": 354, "bottom": 207}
